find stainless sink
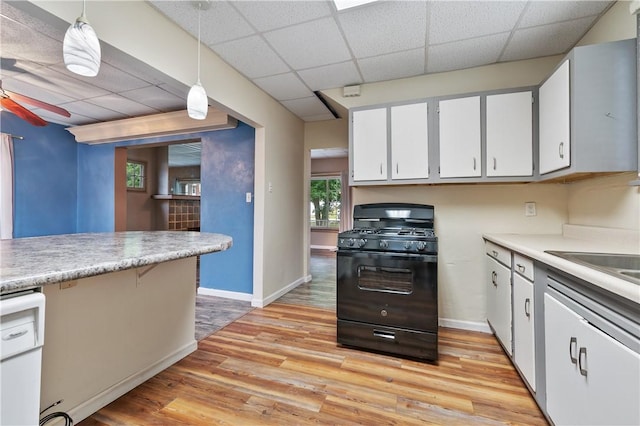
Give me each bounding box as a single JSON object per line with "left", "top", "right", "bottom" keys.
{"left": 545, "top": 251, "right": 640, "bottom": 285}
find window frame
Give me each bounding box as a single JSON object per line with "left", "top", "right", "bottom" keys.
{"left": 310, "top": 174, "right": 341, "bottom": 230}
{"left": 126, "top": 160, "right": 147, "bottom": 192}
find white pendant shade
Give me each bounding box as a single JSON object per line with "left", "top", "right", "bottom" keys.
{"left": 63, "top": 16, "right": 101, "bottom": 77}
{"left": 187, "top": 82, "right": 208, "bottom": 120}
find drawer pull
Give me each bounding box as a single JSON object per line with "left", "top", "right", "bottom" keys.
{"left": 492, "top": 250, "right": 498, "bottom": 258}
{"left": 491, "top": 271, "right": 497, "bottom": 286}
{"left": 578, "top": 347, "right": 588, "bottom": 377}
{"left": 516, "top": 263, "right": 526, "bottom": 273}
{"left": 3, "top": 329, "right": 29, "bottom": 340}
{"left": 569, "top": 337, "right": 578, "bottom": 364}
{"left": 373, "top": 330, "right": 395, "bottom": 340}
{"left": 524, "top": 298, "right": 531, "bottom": 318}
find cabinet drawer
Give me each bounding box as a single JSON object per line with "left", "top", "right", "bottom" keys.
{"left": 485, "top": 241, "right": 511, "bottom": 267}
{"left": 513, "top": 253, "right": 534, "bottom": 281}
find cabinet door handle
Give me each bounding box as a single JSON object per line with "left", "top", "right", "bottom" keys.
{"left": 516, "top": 263, "right": 525, "bottom": 273}
{"left": 559, "top": 142, "right": 564, "bottom": 159}
{"left": 578, "top": 347, "right": 588, "bottom": 376}
{"left": 569, "top": 337, "right": 578, "bottom": 364}
{"left": 493, "top": 157, "right": 497, "bottom": 170}
{"left": 473, "top": 157, "right": 477, "bottom": 170}
{"left": 491, "top": 271, "right": 497, "bottom": 286}
{"left": 524, "top": 298, "right": 531, "bottom": 318}
{"left": 396, "top": 163, "right": 399, "bottom": 174}
{"left": 380, "top": 163, "right": 383, "bottom": 175}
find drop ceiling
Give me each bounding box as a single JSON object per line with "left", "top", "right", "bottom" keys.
{"left": 1, "top": 0, "right": 613, "bottom": 127}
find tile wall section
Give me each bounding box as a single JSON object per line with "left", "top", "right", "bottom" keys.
{"left": 169, "top": 199, "right": 200, "bottom": 230}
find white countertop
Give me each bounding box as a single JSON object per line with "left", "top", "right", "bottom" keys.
{"left": 483, "top": 225, "right": 640, "bottom": 304}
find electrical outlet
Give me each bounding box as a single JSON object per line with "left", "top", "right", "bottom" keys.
{"left": 525, "top": 202, "right": 537, "bottom": 217}
{"left": 246, "top": 192, "right": 252, "bottom": 203}
{"left": 268, "top": 182, "right": 273, "bottom": 193}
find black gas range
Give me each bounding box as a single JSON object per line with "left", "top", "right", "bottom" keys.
{"left": 336, "top": 203, "right": 439, "bottom": 361}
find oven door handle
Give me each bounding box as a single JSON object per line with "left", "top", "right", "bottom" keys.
{"left": 373, "top": 329, "right": 396, "bottom": 340}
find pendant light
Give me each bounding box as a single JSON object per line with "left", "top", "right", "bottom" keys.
{"left": 63, "top": 0, "right": 101, "bottom": 77}
{"left": 187, "top": 1, "right": 210, "bottom": 120}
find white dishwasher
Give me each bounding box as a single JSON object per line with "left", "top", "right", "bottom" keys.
{"left": 1, "top": 290, "right": 46, "bottom": 426}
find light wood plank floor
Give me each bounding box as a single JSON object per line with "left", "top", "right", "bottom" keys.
{"left": 79, "top": 302, "right": 547, "bottom": 425}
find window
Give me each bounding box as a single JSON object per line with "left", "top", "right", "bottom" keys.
{"left": 126, "top": 160, "right": 146, "bottom": 191}
{"left": 310, "top": 176, "right": 341, "bottom": 229}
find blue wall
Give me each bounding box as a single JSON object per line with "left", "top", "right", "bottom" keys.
{"left": 1, "top": 112, "right": 77, "bottom": 237}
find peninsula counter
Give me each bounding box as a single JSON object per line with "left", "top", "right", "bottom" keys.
{"left": 0, "top": 231, "right": 232, "bottom": 424}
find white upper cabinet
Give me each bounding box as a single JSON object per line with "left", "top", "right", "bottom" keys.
{"left": 539, "top": 60, "right": 570, "bottom": 175}
{"left": 438, "top": 96, "right": 481, "bottom": 178}
{"left": 486, "top": 91, "right": 533, "bottom": 177}
{"left": 352, "top": 108, "right": 388, "bottom": 182}
{"left": 390, "top": 102, "right": 429, "bottom": 180}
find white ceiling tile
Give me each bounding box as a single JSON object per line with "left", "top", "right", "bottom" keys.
{"left": 427, "top": 33, "right": 510, "bottom": 74}
{"left": 281, "top": 96, "right": 331, "bottom": 118}
{"left": 253, "top": 73, "right": 313, "bottom": 101}
{"left": 49, "top": 62, "right": 153, "bottom": 93}
{"left": 85, "top": 94, "right": 161, "bottom": 117}
{"left": 30, "top": 108, "right": 96, "bottom": 126}
{"left": 1, "top": 15, "right": 64, "bottom": 66}
{"left": 233, "top": 1, "right": 332, "bottom": 32}
{"left": 339, "top": 1, "right": 427, "bottom": 58}
{"left": 149, "top": 0, "right": 254, "bottom": 46}
{"left": 359, "top": 48, "right": 425, "bottom": 82}
{"left": 519, "top": 1, "right": 612, "bottom": 28}
{"left": 429, "top": 1, "right": 526, "bottom": 45}
{"left": 501, "top": 16, "right": 595, "bottom": 62}
{"left": 298, "top": 61, "right": 361, "bottom": 91}
{"left": 1, "top": 76, "right": 75, "bottom": 106}
{"left": 213, "top": 36, "right": 290, "bottom": 79}
{"left": 263, "top": 17, "right": 352, "bottom": 70}
{"left": 60, "top": 100, "right": 129, "bottom": 122}
{"left": 119, "top": 86, "right": 185, "bottom": 111}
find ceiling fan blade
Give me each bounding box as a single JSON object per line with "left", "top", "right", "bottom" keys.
{"left": 1, "top": 97, "right": 48, "bottom": 126}
{"left": 4, "top": 89, "right": 71, "bottom": 118}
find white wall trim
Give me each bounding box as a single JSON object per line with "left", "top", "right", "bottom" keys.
{"left": 310, "top": 245, "right": 337, "bottom": 251}
{"left": 251, "top": 275, "right": 307, "bottom": 308}
{"left": 197, "top": 287, "right": 253, "bottom": 302}
{"left": 68, "top": 341, "right": 197, "bottom": 424}
{"left": 439, "top": 318, "right": 492, "bottom": 334}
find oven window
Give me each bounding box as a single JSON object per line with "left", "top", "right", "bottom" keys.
{"left": 357, "top": 266, "right": 413, "bottom": 294}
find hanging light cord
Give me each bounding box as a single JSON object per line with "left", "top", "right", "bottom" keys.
{"left": 196, "top": 2, "right": 202, "bottom": 85}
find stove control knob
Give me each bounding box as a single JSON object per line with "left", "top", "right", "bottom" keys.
{"left": 358, "top": 239, "right": 367, "bottom": 248}
{"left": 416, "top": 241, "right": 427, "bottom": 251}
{"left": 379, "top": 240, "right": 388, "bottom": 249}
{"left": 404, "top": 241, "right": 412, "bottom": 250}
{"left": 348, "top": 238, "right": 355, "bottom": 247}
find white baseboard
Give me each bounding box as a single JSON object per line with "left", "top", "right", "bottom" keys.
{"left": 197, "top": 287, "right": 253, "bottom": 301}
{"left": 310, "top": 245, "right": 337, "bottom": 251}
{"left": 251, "top": 275, "right": 307, "bottom": 308}
{"left": 67, "top": 341, "right": 197, "bottom": 425}
{"left": 439, "top": 318, "right": 492, "bottom": 334}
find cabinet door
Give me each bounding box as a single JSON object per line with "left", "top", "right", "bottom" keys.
{"left": 486, "top": 91, "right": 533, "bottom": 177}
{"left": 545, "top": 293, "right": 640, "bottom": 426}
{"left": 486, "top": 255, "right": 512, "bottom": 355}
{"left": 391, "top": 103, "right": 429, "bottom": 180}
{"left": 513, "top": 274, "right": 535, "bottom": 391}
{"left": 539, "top": 60, "right": 570, "bottom": 174}
{"left": 352, "top": 108, "right": 388, "bottom": 181}
{"left": 439, "top": 96, "right": 481, "bottom": 178}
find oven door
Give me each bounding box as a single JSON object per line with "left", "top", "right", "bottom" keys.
{"left": 337, "top": 250, "right": 437, "bottom": 332}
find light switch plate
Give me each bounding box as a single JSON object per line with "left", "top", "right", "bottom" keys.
{"left": 246, "top": 192, "right": 252, "bottom": 203}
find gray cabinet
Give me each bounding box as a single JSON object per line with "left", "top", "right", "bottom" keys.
{"left": 538, "top": 38, "right": 637, "bottom": 180}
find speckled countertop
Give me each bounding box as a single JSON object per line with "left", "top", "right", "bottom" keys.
{"left": 0, "top": 231, "right": 232, "bottom": 295}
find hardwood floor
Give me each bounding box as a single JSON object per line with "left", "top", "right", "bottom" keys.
{"left": 79, "top": 253, "right": 547, "bottom": 425}
{"left": 79, "top": 301, "right": 546, "bottom": 425}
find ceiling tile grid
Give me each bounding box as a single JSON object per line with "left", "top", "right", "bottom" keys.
{"left": 2, "top": 0, "right": 615, "bottom": 126}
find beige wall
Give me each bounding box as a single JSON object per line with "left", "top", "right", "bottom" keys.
{"left": 32, "top": 1, "right": 305, "bottom": 306}
{"left": 304, "top": 1, "right": 638, "bottom": 325}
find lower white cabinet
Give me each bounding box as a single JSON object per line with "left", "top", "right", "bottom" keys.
{"left": 513, "top": 273, "right": 535, "bottom": 391}
{"left": 486, "top": 255, "right": 512, "bottom": 355}
{"left": 545, "top": 293, "right": 640, "bottom": 426}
